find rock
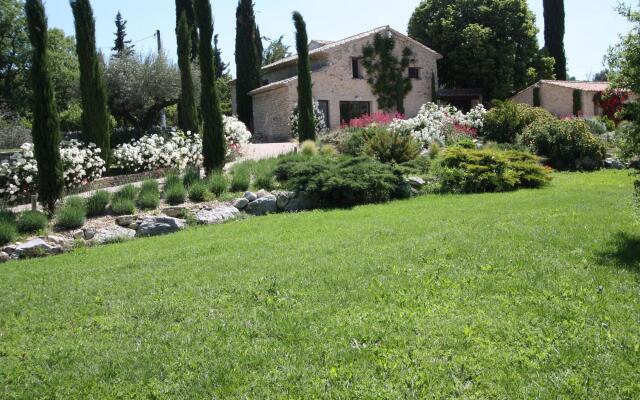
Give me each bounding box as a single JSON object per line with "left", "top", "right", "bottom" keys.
{"left": 257, "top": 189, "right": 272, "bottom": 199}
{"left": 136, "top": 217, "right": 186, "bottom": 238}
{"left": 14, "top": 238, "right": 63, "bottom": 258}
{"left": 245, "top": 195, "right": 278, "bottom": 216}
{"left": 195, "top": 206, "right": 240, "bottom": 225}
{"left": 275, "top": 191, "right": 295, "bottom": 209}
{"left": 162, "top": 206, "right": 190, "bottom": 218}
{"left": 0, "top": 252, "right": 9, "bottom": 263}
{"left": 233, "top": 198, "right": 250, "bottom": 210}
{"left": 604, "top": 157, "right": 625, "bottom": 170}
{"left": 282, "top": 192, "right": 315, "bottom": 212}
{"left": 407, "top": 176, "right": 426, "bottom": 189}
{"left": 83, "top": 228, "right": 96, "bottom": 240}
{"left": 129, "top": 223, "right": 139, "bottom": 231}
{"left": 92, "top": 226, "right": 136, "bottom": 244}
{"left": 244, "top": 191, "right": 258, "bottom": 202}
{"left": 2, "top": 245, "right": 17, "bottom": 256}
{"left": 44, "top": 235, "right": 73, "bottom": 249}
{"left": 71, "top": 229, "right": 85, "bottom": 240}
{"left": 116, "top": 215, "right": 136, "bottom": 227}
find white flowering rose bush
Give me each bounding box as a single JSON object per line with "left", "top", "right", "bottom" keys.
{"left": 289, "top": 100, "right": 328, "bottom": 139}
{"left": 0, "top": 141, "right": 106, "bottom": 201}
{"left": 390, "top": 103, "right": 486, "bottom": 148}
{"left": 113, "top": 116, "right": 251, "bottom": 173}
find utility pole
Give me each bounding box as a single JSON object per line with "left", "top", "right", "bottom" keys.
{"left": 156, "top": 29, "right": 167, "bottom": 129}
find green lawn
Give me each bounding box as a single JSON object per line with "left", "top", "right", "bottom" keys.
{"left": 1, "top": 171, "right": 639, "bottom": 398}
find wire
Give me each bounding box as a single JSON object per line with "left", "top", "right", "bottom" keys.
{"left": 97, "top": 32, "right": 157, "bottom": 50}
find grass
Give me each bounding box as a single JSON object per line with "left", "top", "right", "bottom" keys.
{"left": 1, "top": 171, "right": 639, "bottom": 398}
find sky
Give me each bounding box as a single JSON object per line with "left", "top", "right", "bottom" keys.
{"left": 43, "top": 0, "right": 634, "bottom": 81}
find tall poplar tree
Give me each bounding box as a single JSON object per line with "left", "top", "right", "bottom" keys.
{"left": 292, "top": 11, "right": 314, "bottom": 142}
{"left": 194, "top": 0, "right": 226, "bottom": 171}
{"left": 175, "top": 2, "right": 198, "bottom": 133}
{"left": 543, "top": 0, "right": 567, "bottom": 80}
{"left": 235, "top": 0, "right": 261, "bottom": 129}
{"left": 25, "top": 0, "right": 64, "bottom": 213}
{"left": 70, "top": 0, "right": 111, "bottom": 162}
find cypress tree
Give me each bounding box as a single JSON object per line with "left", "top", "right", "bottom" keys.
{"left": 25, "top": 0, "right": 64, "bottom": 214}
{"left": 176, "top": 0, "right": 198, "bottom": 61}
{"left": 292, "top": 11, "right": 314, "bottom": 142}
{"left": 214, "top": 34, "right": 229, "bottom": 79}
{"left": 70, "top": 0, "right": 111, "bottom": 163}
{"left": 175, "top": 5, "right": 198, "bottom": 133}
{"left": 112, "top": 11, "right": 133, "bottom": 55}
{"left": 235, "top": 0, "right": 262, "bottom": 130}
{"left": 194, "top": 0, "right": 226, "bottom": 171}
{"left": 543, "top": 0, "right": 567, "bottom": 80}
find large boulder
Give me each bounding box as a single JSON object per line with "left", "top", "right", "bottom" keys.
{"left": 233, "top": 198, "right": 249, "bottom": 210}
{"left": 92, "top": 226, "right": 136, "bottom": 244}
{"left": 14, "top": 238, "right": 64, "bottom": 259}
{"left": 0, "top": 251, "right": 9, "bottom": 263}
{"left": 245, "top": 195, "right": 278, "bottom": 216}
{"left": 407, "top": 176, "right": 426, "bottom": 189}
{"left": 604, "top": 157, "right": 625, "bottom": 170}
{"left": 116, "top": 215, "right": 136, "bottom": 227}
{"left": 244, "top": 191, "right": 258, "bottom": 202}
{"left": 257, "top": 189, "right": 273, "bottom": 199}
{"left": 196, "top": 206, "right": 240, "bottom": 225}
{"left": 136, "top": 217, "right": 186, "bottom": 237}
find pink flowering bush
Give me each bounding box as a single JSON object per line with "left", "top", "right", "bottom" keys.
{"left": 341, "top": 112, "right": 405, "bottom": 129}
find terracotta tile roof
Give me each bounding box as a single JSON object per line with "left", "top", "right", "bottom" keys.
{"left": 541, "top": 80, "right": 611, "bottom": 92}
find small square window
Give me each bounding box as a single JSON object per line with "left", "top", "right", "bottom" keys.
{"left": 352, "top": 58, "right": 364, "bottom": 79}
{"left": 409, "top": 67, "right": 421, "bottom": 80}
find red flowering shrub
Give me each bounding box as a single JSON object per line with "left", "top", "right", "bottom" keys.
{"left": 341, "top": 112, "right": 404, "bottom": 129}
{"left": 598, "top": 88, "right": 629, "bottom": 122}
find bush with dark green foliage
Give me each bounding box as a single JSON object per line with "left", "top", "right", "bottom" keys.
{"left": 164, "top": 182, "right": 187, "bottom": 205}
{"left": 0, "top": 209, "right": 16, "bottom": 224}
{"left": 111, "top": 197, "right": 136, "bottom": 216}
{"left": 275, "top": 156, "right": 409, "bottom": 208}
{"left": 231, "top": 166, "right": 251, "bottom": 192}
{"left": 397, "top": 156, "right": 431, "bottom": 176}
{"left": 207, "top": 173, "right": 228, "bottom": 197}
{"left": 520, "top": 118, "right": 607, "bottom": 171}
{"left": 55, "top": 196, "right": 87, "bottom": 229}
{"left": 140, "top": 180, "right": 160, "bottom": 195}
{"left": 188, "top": 181, "right": 210, "bottom": 202}
{"left": 0, "top": 221, "right": 17, "bottom": 246}
{"left": 86, "top": 190, "right": 110, "bottom": 217}
{"left": 432, "top": 146, "right": 551, "bottom": 193}
{"left": 482, "top": 101, "right": 554, "bottom": 144}
{"left": 17, "top": 211, "right": 49, "bottom": 233}
{"left": 338, "top": 127, "right": 378, "bottom": 156}
{"left": 364, "top": 128, "right": 421, "bottom": 164}
{"left": 182, "top": 167, "right": 201, "bottom": 188}
{"left": 136, "top": 191, "right": 160, "bottom": 210}
{"left": 254, "top": 171, "right": 276, "bottom": 191}
{"left": 113, "top": 184, "right": 137, "bottom": 201}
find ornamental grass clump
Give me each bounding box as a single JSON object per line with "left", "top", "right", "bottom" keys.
{"left": 182, "top": 167, "right": 201, "bottom": 188}
{"left": 164, "top": 169, "right": 181, "bottom": 188}
{"left": 86, "top": 190, "right": 110, "bottom": 217}
{"left": 300, "top": 140, "right": 318, "bottom": 157}
{"left": 136, "top": 180, "right": 160, "bottom": 210}
{"left": 207, "top": 173, "right": 228, "bottom": 197}
{"left": 114, "top": 185, "right": 137, "bottom": 202}
{"left": 0, "top": 221, "right": 17, "bottom": 246}
{"left": 111, "top": 197, "right": 136, "bottom": 216}
{"left": 188, "top": 181, "right": 210, "bottom": 202}
{"left": 17, "top": 210, "right": 48, "bottom": 234}
{"left": 254, "top": 171, "right": 276, "bottom": 191}
{"left": 164, "top": 182, "right": 187, "bottom": 206}
{"left": 230, "top": 166, "right": 251, "bottom": 192}
{"left": 0, "top": 209, "right": 16, "bottom": 224}
{"left": 55, "top": 196, "right": 87, "bottom": 230}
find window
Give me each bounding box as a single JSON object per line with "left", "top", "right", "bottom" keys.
{"left": 409, "top": 67, "right": 421, "bottom": 80}
{"left": 340, "top": 101, "right": 371, "bottom": 124}
{"left": 317, "top": 100, "right": 330, "bottom": 129}
{"left": 352, "top": 58, "right": 363, "bottom": 79}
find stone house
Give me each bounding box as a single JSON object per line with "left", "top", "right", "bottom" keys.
{"left": 231, "top": 26, "right": 442, "bottom": 142}
{"left": 510, "top": 80, "right": 639, "bottom": 118}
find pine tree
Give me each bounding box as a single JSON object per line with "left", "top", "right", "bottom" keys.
{"left": 214, "top": 34, "right": 229, "bottom": 79}
{"left": 112, "top": 11, "right": 133, "bottom": 55}
{"left": 70, "top": 0, "right": 111, "bottom": 163}
{"left": 25, "top": 0, "right": 64, "bottom": 214}
{"left": 543, "top": 0, "right": 567, "bottom": 80}
{"left": 292, "top": 11, "right": 314, "bottom": 142}
{"left": 194, "top": 0, "right": 226, "bottom": 171}
{"left": 175, "top": 6, "right": 198, "bottom": 133}
{"left": 175, "top": 0, "right": 198, "bottom": 61}
{"left": 235, "top": 0, "right": 262, "bottom": 129}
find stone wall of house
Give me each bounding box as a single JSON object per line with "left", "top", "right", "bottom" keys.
{"left": 511, "top": 84, "right": 602, "bottom": 118}
{"left": 251, "top": 29, "right": 440, "bottom": 140}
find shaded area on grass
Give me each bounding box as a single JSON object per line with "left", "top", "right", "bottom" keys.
{"left": 597, "top": 231, "right": 640, "bottom": 273}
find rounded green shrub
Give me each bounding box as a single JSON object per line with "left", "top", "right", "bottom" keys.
{"left": 319, "top": 144, "right": 338, "bottom": 156}
{"left": 254, "top": 171, "right": 276, "bottom": 191}
{"left": 188, "top": 181, "right": 210, "bottom": 202}
{"left": 137, "top": 191, "right": 160, "bottom": 210}
{"left": 230, "top": 167, "right": 251, "bottom": 192}
{"left": 0, "top": 221, "right": 17, "bottom": 246}
{"left": 55, "top": 197, "right": 87, "bottom": 230}
{"left": 164, "top": 183, "right": 187, "bottom": 205}
{"left": 482, "top": 101, "right": 554, "bottom": 144}
{"left": 207, "top": 173, "right": 228, "bottom": 197}
{"left": 300, "top": 140, "right": 319, "bottom": 157}
{"left": 17, "top": 211, "right": 49, "bottom": 233}
{"left": 86, "top": 190, "right": 111, "bottom": 217}
{"left": 364, "top": 128, "right": 421, "bottom": 164}
{"left": 519, "top": 118, "right": 607, "bottom": 171}
{"left": 337, "top": 127, "right": 378, "bottom": 156}
{"left": 111, "top": 197, "right": 136, "bottom": 216}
